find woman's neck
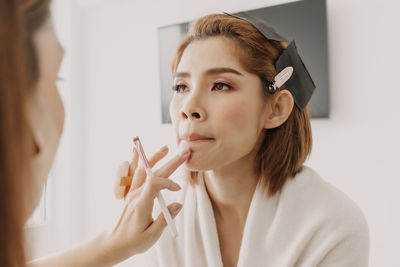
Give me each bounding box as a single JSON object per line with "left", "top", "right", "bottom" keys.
{"left": 204, "top": 154, "right": 259, "bottom": 224}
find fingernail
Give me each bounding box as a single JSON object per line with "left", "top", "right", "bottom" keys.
{"left": 180, "top": 149, "right": 190, "bottom": 157}
{"left": 171, "top": 204, "right": 182, "bottom": 214}
{"left": 159, "top": 145, "right": 168, "bottom": 152}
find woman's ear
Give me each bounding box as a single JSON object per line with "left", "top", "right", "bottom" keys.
{"left": 263, "top": 90, "right": 294, "bottom": 129}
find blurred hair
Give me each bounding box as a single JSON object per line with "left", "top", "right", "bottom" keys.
{"left": 171, "top": 14, "right": 312, "bottom": 197}
{"left": 0, "top": 0, "right": 50, "bottom": 265}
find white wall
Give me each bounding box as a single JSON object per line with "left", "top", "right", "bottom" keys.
{"left": 65, "top": 0, "right": 399, "bottom": 266}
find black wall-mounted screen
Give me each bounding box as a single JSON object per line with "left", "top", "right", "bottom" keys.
{"left": 158, "top": 0, "right": 329, "bottom": 123}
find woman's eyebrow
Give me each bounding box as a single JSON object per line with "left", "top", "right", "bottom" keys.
{"left": 174, "top": 67, "right": 243, "bottom": 78}
{"left": 205, "top": 67, "right": 243, "bottom": 76}
{"left": 174, "top": 72, "right": 190, "bottom": 78}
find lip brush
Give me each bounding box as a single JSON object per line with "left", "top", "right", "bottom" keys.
{"left": 133, "top": 136, "right": 178, "bottom": 238}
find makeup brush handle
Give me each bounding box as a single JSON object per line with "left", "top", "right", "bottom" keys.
{"left": 146, "top": 168, "right": 178, "bottom": 238}
{"left": 157, "top": 191, "right": 178, "bottom": 238}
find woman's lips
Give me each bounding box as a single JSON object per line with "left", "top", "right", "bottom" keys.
{"left": 180, "top": 133, "right": 214, "bottom": 142}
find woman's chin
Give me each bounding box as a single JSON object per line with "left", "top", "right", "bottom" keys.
{"left": 178, "top": 141, "right": 221, "bottom": 171}
{"left": 182, "top": 152, "right": 216, "bottom": 171}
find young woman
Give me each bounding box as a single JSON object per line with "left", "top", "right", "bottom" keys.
{"left": 141, "top": 13, "right": 369, "bottom": 267}
{"left": 0, "top": 0, "right": 186, "bottom": 266}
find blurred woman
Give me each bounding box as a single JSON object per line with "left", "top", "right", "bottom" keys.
{"left": 0, "top": 0, "right": 187, "bottom": 266}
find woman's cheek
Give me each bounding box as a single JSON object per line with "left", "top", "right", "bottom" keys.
{"left": 169, "top": 98, "right": 180, "bottom": 124}
{"left": 216, "top": 99, "right": 250, "bottom": 127}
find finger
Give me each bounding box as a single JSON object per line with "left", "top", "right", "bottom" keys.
{"left": 130, "top": 145, "right": 169, "bottom": 191}
{"left": 145, "top": 203, "right": 182, "bottom": 240}
{"left": 128, "top": 148, "right": 139, "bottom": 176}
{"left": 144, "top": 176, "right": 181, "bottom": 198}
{"left": 124, "top": 184, "right": 130, "bottom": 199}
{"left": 147, "top": 145, "right": 169, "bottom": 168}
{"left": 130, "top": 167, "right": 146, "bottom": 192}
{"left": 154, "top": 149, "right": 190, "bottom": 178}
{"left": 114, "top": 161, "right": 130, "bottom": 200}
{"left": 136, "top": 177, "right": 181, "bottom": 214}
{"left": 125, "top": 186, "right": 143, "bottom": 204}
{"left": 124, "top": 148, "right": 139, "bottom": 198}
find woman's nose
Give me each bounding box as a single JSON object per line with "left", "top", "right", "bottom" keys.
{"left": 181, "top": 110, "right": 203, "bottom": 120}
{"left": 180, "top": 94, "right": 206, "bottom": 121}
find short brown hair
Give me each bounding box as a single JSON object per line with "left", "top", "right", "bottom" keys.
{"left": 171, "top": 14, "right": 312, "bottom": 197}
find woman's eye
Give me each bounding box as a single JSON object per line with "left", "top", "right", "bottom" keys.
{"left": 172, "top": 84, "right": 188, "bottom": 93}
{"left": 212, "top": 82, "right": 232, "bottom": 91}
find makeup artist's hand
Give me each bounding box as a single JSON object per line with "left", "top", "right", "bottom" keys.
{"left": 26, "top": 147, "right": 189, "bottom": 267}
{"left": 106, "top": 146, "right": 189, "bottom": 264}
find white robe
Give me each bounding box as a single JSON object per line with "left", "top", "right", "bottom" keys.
{"left": 145, "top": 166, "right": 369, "bottom": 267}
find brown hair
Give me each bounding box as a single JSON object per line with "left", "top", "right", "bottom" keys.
{"left": 0, "top": 0, "right": 50, "bottom": 265}
{"left": 172, "top": 14, "right": 312, "bottom": 197}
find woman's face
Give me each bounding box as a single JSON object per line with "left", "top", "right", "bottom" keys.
{"left": 170, "top": 37, "right": 268, "bottom": 171}
{"left": 25, "top": 17, "right": 65, "bottom": 216}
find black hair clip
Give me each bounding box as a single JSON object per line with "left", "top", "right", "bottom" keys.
{"left": 225, "top": 12, "right": 316, "bottom": 110}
